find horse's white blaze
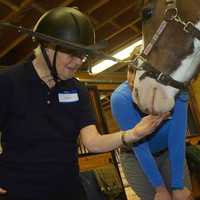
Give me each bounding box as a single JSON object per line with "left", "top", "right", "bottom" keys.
{"left": 132, "top": 21, "right": 200, "bottom": 114}
{"left": 171, "top": 21, "right": 200, "bottom": 82}
{"left": 165, "top": 20, "right": 200, "bottom": 97}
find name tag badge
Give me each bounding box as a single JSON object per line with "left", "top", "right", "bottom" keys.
{"left": 58, "top": 90, "right": 79, "bottom": 103}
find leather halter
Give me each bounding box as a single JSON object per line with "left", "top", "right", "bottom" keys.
{"left": 129, "top": 0, "right": 200, "bottom": 90}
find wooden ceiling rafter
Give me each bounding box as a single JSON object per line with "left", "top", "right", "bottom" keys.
{"left": 130, "top": 24, "right": 141, "bottom": 34}
{"left": 102, "top": 33, "right": 142, "bottom": 73}
{"left": 95, "top": 2, "right": 137, "bottom": 30}
{"left": 59, "top": 0, "right": 77, "bottom": 7}
{"left": 0, "top": 0, "right": 34, "bottom": 58}
{"left": 2, "top": 0, "right": 33, "bottom": 22}
{"left": 0, "top": 0, "right": 77, "bottom": 59}
{"left": 0, "top": 34, "right": 27, "bottom": 58}
{"left": 110, "top": 21, "right": 121, "bottom": 29}
{"left": 31, "top": 0, "right": 78, "bottom": 15}
{"left": 85, "top": 0, "right": 110, "bottom": 14}
{"left": 105, "top": 17, "right": 141, "bottom": 40}
{"left": 31, "top": 2, "right": 46, "bottom": 13}
{"left": 0, "top": 0, "right": 19, "bottom": 11}
{"left": 104, "top": 32, "right": 141, "bottom": 59}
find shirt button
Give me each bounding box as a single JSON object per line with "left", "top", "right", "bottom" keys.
{"left": 47, "top": 100, "right": 51, "bottom": 104}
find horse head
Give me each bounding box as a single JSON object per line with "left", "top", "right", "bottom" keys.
{"left": 131, "top": 0, "right": 200, "bottom": 114}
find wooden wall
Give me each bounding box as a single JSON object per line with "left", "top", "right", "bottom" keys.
{"left": 189, "top": 74, "right": 200, "bottom": 133}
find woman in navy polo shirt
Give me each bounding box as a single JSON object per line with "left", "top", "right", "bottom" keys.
{"left": 0, "top": 7, "right": 170, "bottom": 200}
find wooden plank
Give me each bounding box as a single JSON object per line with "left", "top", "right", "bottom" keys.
{"left": 96, "top": 3, "right": 136, "bottom": 30}
{"left": 0, "top": 0, "right": 19, "bottom": 11}
{"left": 86, "top": 0, "right": 110, "bottom": 14}
{"left": 79, "top": 152, "right": 113, "bottom": 172}
{"left": 76, "top": 71, "right": 126, "bottom": 82}
{"left": 0, "top": 0, "right": 76, "bottom": 59}
{"left": 96, "top": 83, "right": 119, "bottom": 91}
{"left": 189, "top": 76, "right": 200, "bottom": 132}
{"left": 2, "top": 0, "right": 33, "bottom": 21}
{"left": 186, "top": 135, "right": 200, "bottom": 145}
{"left": 0, "top": 35, "right": 27, "bottom": 58}
{"left": 105, "top": 17, "right": 141, "bottom": 40}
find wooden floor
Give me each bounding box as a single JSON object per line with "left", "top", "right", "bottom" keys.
{"left": 118, "top": 162, "right": 140, "bottom": 200}
{"left": 125, "top": 187, "right": 140, "bottom": 200}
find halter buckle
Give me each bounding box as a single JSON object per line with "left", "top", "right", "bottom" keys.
{"left": 130, "top": 56, "right": 147, "bottom": 70}
{"left": 164, "top": 7, "right": 178, "bottom": 21}
{"left": 183, "top": 21, "right": 195, "bottom": 33}
{"left": 156, "top": 72, "right": 166, "bottom": 83}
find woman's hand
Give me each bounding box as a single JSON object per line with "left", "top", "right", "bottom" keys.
{"left": 154, "top": 186, "right": 172, "bottom": 200}
{"left": 172, "top": 187, "right": 193, "bottom": 200}
{"left": 132, "top": 112, "right": 170, "bottom": 140}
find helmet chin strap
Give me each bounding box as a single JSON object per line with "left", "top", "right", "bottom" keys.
{"left": 40, "top": 45, "right": 59, "bottom": 83}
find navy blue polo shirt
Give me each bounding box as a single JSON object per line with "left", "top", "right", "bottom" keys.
{"left": 0, "top": 60, "right": 96, "bottom": 199}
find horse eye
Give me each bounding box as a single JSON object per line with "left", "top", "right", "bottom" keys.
{"left": 142, "top": 7, "right": 153, "bottom": 21}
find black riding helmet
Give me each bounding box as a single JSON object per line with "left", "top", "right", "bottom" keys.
{"left": 33, "top": 7, "right": 95, "bottom": 81}
{"left": 34, "top": 7, "right": 95, "bottom": 47}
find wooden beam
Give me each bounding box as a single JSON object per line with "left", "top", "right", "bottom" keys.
{"left": 102, "top": 35, "right": 142, "bottom": 73}
{"left": 186, "top": 135, "right": 200, "bottom": 145}
{"left": 77, "top": 72, "right": 123, "bottom": 91}
{"left": 130, "top": 24, "right": 141, "bottom": 34}
{"left": 88, "top": 83, "right": 119, "bottom": 91}
{"left": 96, "top": 3, "right": 136, "bottom": 30}
{"left": 0, "top": 0, "right": 77, "bottom": 59}
{"left": 76, "top": 71, "right": 126, "bottom": 82}
{"left": 3, "top": 0, "right": 33, "bottom": 21}
{"left": 86, "top": 0, "right": 110, "bottom": 14}
{"left": 31, "top": 2, "right": 46, "bottom": 13}
{"left": 110, "top": 21, "right": 121, "bottom": 29}
{"left": 0, "top": 35, "right": 27, "bottom": 58}
{"left": 0, "top": 0, "right": 19, "bottom": 11}
{"left": 79, "top": 152, "right": 113, "bottom": 172}
{"left": 106, "top": 33, "right": 142, "bottom": 55}
{"left": 105, "top": 17, "right": 141, "bottom": 40}
{"left": 32, "top": 0, "right": 77, "bottom": 13}
{"left": 60, "top": 0, "right": 76, "bottom": 7}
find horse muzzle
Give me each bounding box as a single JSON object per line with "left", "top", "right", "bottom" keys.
{"left": 132, "top": 72, "right": 178, "bottom": 114}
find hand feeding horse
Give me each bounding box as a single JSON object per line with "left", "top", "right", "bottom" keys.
{"left": 129, "top": 0, "right": 200, "bottom": 114}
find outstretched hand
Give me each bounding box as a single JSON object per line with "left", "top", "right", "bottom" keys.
{"left": 172, "top": 188, "right": 193, "bottom": 200}
{"left": 154, "top": 186, "right": 172, "bottom": 200}
{"left": 133, "top": 112, "right": 170, "bottom": 140}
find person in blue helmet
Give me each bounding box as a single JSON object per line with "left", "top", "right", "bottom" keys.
{"left": 0, "top": 7, "right": 170, "bottom": 200}
{"left": 111, "top": 64, "right": 192, "bottom": 200}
